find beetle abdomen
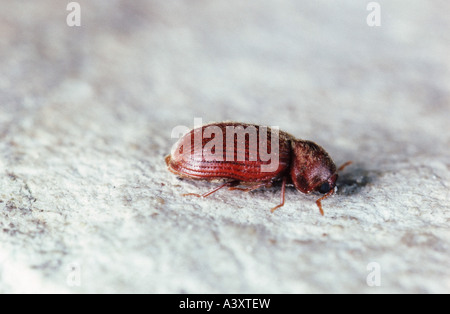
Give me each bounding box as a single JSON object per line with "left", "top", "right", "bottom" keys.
{"left": 166, "top": 122, "right": 292, "bottom": 182}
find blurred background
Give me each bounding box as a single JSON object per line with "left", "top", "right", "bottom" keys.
{"left": 0, "top": 0, "right": 449, "bottom": 293}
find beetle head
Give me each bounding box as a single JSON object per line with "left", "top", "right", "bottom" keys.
{"left": 290, "top": 140, "right": 337, "bottom": 194}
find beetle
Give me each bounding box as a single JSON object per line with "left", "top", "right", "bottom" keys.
{"left": 165, "top": 122, "right": 351, "bottom": 215}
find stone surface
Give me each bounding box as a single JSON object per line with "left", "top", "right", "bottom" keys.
{"left": 0, "top": 0, "right": 449, "bottom": 293}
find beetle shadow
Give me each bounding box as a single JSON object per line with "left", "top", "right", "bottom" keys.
{"left": 335, "top": 163, "right": 378, "bottom": 196}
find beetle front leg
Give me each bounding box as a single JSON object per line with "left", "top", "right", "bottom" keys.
{"left": 315, "top": 188, "right": 335, "bottom": 216}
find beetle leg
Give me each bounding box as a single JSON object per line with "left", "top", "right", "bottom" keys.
{"left": 315, "top": 188, "right": 335, "bottom": 216}
{"left": 164, "top": 155, "right": 171, "bottom": 166}
{"left": 228, "top": 182, "right": 266, "bottom": 192}
{"left": 270, "top": 176, "right": 287, "bottom": 213}
{"left": 183, "top": 180, "right": 239, "bottom": 198}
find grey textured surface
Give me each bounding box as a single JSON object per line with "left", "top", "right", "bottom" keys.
{"left": 1, "top": 0, "right": 449, "bottom": 293}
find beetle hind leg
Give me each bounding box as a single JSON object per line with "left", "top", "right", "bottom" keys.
{"left": 183, "top": 180, "right": 239, "bottom": 198}
{"left": 228, "top": 182, "right": 267, "bottom": 192}
{"left": 270, "top": 176, "right": 287, "bottom": 213}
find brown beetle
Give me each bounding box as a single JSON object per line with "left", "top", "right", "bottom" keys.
{"left": 165, "top": 122, "right": 351, "bottom": 215}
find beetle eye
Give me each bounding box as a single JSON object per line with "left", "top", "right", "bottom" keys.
{"left": 318, "top": 182, "right": 330, "bottom": 194}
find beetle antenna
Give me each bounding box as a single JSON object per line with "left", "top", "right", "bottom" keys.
{"left": 337, "top": 161, "right": 352, "bottom": 173}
